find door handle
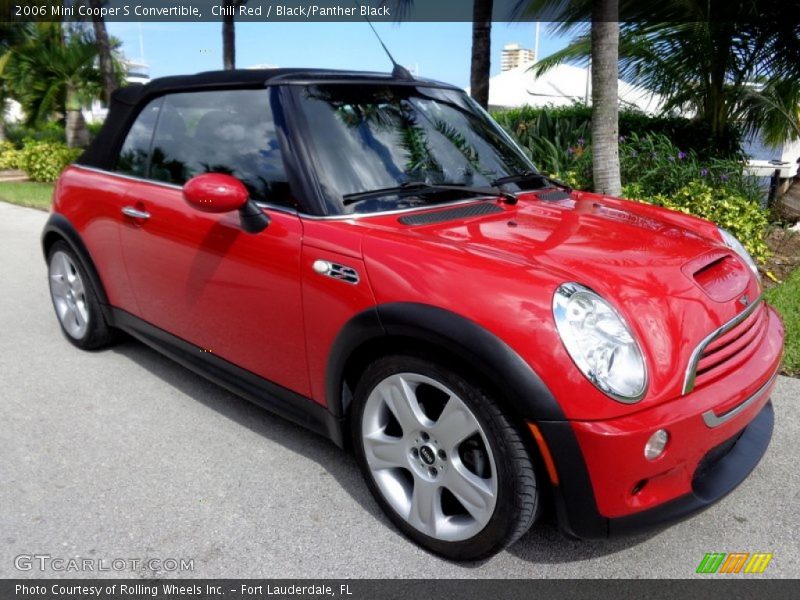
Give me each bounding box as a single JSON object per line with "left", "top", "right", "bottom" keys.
{"left": 121, "top": 206, "right": 151, "bottom": 220}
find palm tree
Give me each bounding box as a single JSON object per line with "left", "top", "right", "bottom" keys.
{"left": 6, "top": 25, "right": 103, "bottom": 147}
{"left": 469, "top": 0, "right": 494, "bottom": 109}
{"left": 0, "top": 23, "right": 35, "bottom": 142}
{"left": 526, "top": 1, "right": 800, "bottom": 150}
{"left": 516, "top": 0, "right": 621, "bottom": 194}
{"left": 222, "top": 0, "right": 249, "bottom": 70}
{"left": 589, "top": 0, "right": 621, "bottom": 195}
{"left": 87, "top": 0, "right": 117, "bottom": 103}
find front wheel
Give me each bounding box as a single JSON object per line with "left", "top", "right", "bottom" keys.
{"left": 351, "top": 355, "right": 539, "bottom": 560}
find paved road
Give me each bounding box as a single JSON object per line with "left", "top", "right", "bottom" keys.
{"left": 1, "top": 201, "right": 798, "bottom": 579}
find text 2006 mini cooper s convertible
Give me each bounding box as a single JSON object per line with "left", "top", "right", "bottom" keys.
{"left": 43, "top": 68, "right": 784, "bottom": 560}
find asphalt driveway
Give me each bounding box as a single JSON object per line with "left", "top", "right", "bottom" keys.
{"left": 0, "top": 201, "right": 798, "bottom": 578}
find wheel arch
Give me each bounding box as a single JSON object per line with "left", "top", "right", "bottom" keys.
{"left": 42, "top": 213, "right": 111, "bottom": 311}
{"left": 326, "top": 303, "right": 566, "bottom": 425}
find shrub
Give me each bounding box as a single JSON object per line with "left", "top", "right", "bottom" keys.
{"left": 619, "top": 132, "right": 761, "bottom": 202}
{"left": 0, "top": 141, "right": 23, "bottom": 170}
{"left": 18, "top": 141, "right": 82, "bottom": 182}
{"left": 492, "top": 103, "right": 742, "bottom": 161}
{"left": 494, "top": 104, "right": 591, "bottom": 178}
{"left": 4, "top": 122, "right": 66, "bottom": 147}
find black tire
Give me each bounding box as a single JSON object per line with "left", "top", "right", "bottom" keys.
{"left": 351, "top": 354, "right": 539, "bottom": 560}
{"left": 47, "top": 240, "right": 115, "bottom": 350}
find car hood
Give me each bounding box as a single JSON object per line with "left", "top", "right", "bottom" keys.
{"left": 358, "top": 190, "right": 762, "bottom": 408}
{"left": 371, "top": 191, "right": 732, "bottom": 288}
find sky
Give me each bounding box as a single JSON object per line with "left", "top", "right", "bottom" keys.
{"left": 106, "top": 21, "right": 572, "bottom": 88}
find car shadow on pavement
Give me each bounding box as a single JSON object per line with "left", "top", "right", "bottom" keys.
{"left": 111, "top": 338, "right": 656, "bottom": 567}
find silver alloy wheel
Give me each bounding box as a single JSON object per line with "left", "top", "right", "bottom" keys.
{"left": 361, "top": 372, "right": 498, "bottom": 542}
{"left": 49, "top": 250, "right": 89, "bottom": 340}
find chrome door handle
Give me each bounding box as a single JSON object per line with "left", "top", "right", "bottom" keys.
{"left": 121, "top": 206, "right": 150, "bottom": 220}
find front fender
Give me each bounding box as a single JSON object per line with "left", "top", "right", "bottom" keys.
{"left": 326, "top": 302, "right": 565, "bottom": 423}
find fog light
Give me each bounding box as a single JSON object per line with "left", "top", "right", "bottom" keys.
{"left": 644, "top": 429, "right": 669, "bottom": 460}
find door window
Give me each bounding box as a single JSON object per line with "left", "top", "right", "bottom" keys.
{"left": 148, "top": 89, "right": 292, "bottom": 206}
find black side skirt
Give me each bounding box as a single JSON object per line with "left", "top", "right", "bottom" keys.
{"left": 110, "top": 308, "right": 345, "bottom": 447}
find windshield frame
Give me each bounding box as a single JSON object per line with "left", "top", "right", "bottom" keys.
{"left": 278, "top": 81, "right": 538, "bottom": 218}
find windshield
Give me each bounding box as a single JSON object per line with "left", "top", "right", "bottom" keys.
{"left": 292, "top": 83, "right": 539, "bottom": 215}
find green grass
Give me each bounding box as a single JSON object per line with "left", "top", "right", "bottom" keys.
{"left": 766, "top": 268, "right": 800, "bottom": 377}
{"left": 0, "top": 181, "right": 54, "bottom": 210}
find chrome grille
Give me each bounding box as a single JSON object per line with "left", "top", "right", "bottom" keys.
{"left": 683, "top": 296, "right": 766, "bottom": 394}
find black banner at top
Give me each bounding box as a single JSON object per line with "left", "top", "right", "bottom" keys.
{"left": 2, "top": 0, "right": 798, "bottom": 23}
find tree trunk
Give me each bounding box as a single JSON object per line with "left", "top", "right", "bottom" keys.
{"left": 470, "top": 0, "right": 493, "bottom": 109}
{"left": 89, "top": 0, "right": 116, "bottom": 104}
{"left": 222, "top": 1, "right": 236, "bottom": 70}
{"left": 590, "top": 0, "right": 621, "bottom": 196}
{"left": 65, "top": 85, "right": 89, "bottom": 148}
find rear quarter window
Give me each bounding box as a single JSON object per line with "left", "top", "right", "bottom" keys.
{"left": 116, "top": 98, "right": 162, "bottom": 178}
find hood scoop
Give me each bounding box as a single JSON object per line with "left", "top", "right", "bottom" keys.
{"left": 683, "top": 250, "right": 750, "bottom": 302}
{"left": 398, "top": 202, "right": 503, "bottom": 226}
{"left": 535, "top": 190, "right": 572, "bottom": 202}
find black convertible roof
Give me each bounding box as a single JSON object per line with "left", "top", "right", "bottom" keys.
{"left": 114, "top": 68, "right": 457, "bottom": 104}
{"left": 80, "top": 68, "right": 457, "bottom": 169}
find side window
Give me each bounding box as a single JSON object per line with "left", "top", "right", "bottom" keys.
{"left": 148, "top": 89, "right": 292, "bottom": 206}
{"left": 116, "top": 98, "right": 162, "bottom": 177}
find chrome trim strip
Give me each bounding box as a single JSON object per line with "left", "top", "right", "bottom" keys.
{"left": 73, "top": 165, "right": 300, "bottom": 216}
{"left": 73, "top": 165, "right": 494, "bottom": 221}
{"left": 702, "top": 370, "right": 778, "bottom": 428}
{"left": 682, "top": 295, "right": 764, "bottom": 395}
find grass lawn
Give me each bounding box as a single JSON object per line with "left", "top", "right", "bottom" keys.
{"left": 766, "top": 267, "right": 800, "bottom": 377}
{"left": 0, "top": 181, "right": 54, "bottom": 210}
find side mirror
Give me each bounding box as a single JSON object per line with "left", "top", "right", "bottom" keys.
{"left": 183, "top": 173, "right": 269, "bottom": 233}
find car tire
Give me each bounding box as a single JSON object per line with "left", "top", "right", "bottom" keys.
{"left": 47, "top": 241, "right": 115, "bottom": 350}
{"left": 351, "top": 354, "right": 539, "bottom": 560}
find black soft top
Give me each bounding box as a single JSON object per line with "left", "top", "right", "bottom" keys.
{"left": 80, "top": 68, "right": 457, "bottom": 170}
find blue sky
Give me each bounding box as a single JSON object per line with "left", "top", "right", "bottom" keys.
{"left": 107, "top": 22, "right": 571, "bottom": 87}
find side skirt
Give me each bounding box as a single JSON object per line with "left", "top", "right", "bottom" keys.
{"left": 110, "top": 308, "right": 345, "bottom": 447}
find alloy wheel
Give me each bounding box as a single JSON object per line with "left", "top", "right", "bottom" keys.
{"left": 361, "top": 372, "right": 498, "bottom": 542}
{"left": 49, "top": 250, "right": 90, "bottom": 340}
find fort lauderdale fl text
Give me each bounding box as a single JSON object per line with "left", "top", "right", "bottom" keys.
{"left": 16, "top": 583, "right": 354, "bottom": 597}
{"left": 35, "top": 3, "right": 391, "bottom": 18}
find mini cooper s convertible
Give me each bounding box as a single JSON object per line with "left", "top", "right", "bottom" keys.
{"left": 43, "top": 68, "right": 784, "bottom": 560}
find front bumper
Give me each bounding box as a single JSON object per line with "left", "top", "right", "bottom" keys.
{"left": 537, "top": 306, "right": 782, "bottom": 539}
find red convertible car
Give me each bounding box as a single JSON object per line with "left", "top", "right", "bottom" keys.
{"left": 43, "top": 69, "right": 784, "bottom": 560}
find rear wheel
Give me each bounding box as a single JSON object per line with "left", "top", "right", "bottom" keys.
{"left": 351, "top": 355, "right": 539, "bottom": 560}
{"left": 47, "top": 241, "right": 114, "bottom": 350}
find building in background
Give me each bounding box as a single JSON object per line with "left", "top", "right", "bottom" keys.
{"left": 501, "top": 43, "right": 536, "bottom": 72}
{"left": 468, "top": 62, "right": 664, "bottom": 114}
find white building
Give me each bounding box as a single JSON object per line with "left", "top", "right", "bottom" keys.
{"left": 501, "top": 43, "right": 536, "bottom": 72}
{"left": 470, "top": 62, "right": 664, "bottom": 114}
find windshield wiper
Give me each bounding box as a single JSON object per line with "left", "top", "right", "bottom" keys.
{"left": 492, "top": 170, "right": 572, "bottom": 192}
{"left": 342, "top": 180, "right": 517, "bottom": 206}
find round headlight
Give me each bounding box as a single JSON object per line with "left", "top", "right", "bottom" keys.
{"left": 553, "top": 283, "right": 647, "bottom": 403}
{"left": 718, "top": 227, "right": 760, "bottom": 282}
